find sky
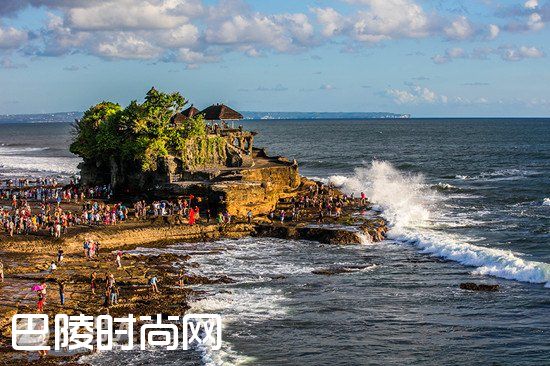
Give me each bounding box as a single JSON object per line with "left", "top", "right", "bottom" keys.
{"left": 0, "top": 0, "right": 549, "bottom": 117}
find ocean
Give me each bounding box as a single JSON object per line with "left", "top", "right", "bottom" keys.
{"left": 1, "top": 118, "right": 549, "bottom": 365}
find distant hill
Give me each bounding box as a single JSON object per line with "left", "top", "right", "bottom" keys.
{"left": 242, "top": 111, "right": 410, "bottom": 120}
{"left": 0, "top": 112, "right": 82, "bottom": 124}
{"left": 0, "top": 111, "right": 410, "bottom": 124}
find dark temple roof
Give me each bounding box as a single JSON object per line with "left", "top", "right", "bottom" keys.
{"left": 199, "top": 104, "right": 243, "bottom": 120}
{"left": 170, "top": 105, "right": 200, "bottom": 125}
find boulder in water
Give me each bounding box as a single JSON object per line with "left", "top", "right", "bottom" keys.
{"left": 459, "top": 283, "right": 500, "bottom": 292}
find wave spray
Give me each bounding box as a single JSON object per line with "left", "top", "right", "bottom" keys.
{"left": 329, "top": 161, "right": 550, "bottom": 287}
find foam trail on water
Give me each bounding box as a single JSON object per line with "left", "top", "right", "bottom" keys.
{"left": 329, "top": 161, "right": 550, "bottom": 287}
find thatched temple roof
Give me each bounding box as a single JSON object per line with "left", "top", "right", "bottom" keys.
{"left": 170, "top": 105, "right": 200, "bottom": 125}
{"left": 200, "top": 104, "right": 243, "bottom": 120}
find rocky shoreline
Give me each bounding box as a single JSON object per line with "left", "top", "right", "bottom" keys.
{"left": 0, "top": 189, "right": 387, "bottom": 364}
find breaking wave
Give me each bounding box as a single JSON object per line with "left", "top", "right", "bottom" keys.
{"left": 329, "top": 161, "right": 550, "bottom": 287}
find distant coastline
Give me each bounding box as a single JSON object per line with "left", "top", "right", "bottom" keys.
{"left": 0, "top": 111, "right": 411, "bottom": 124}
{"left": 242, "top": 111, "right": 411, "bottom": 120}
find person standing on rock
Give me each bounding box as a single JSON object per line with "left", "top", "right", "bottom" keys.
{"left": 115, "top": 251, "right": 122, "bottom": 268}
{"left": 90, "top": 272, "right": 97, "bottom": 294}
{"left": 57, "top": 249, "right": 64, "bottom": 264}
{"left": 83, "top": 239, "right": 90, "bottom": 258}
{"left": 48, "top": 261, "right": 57, "bottom": 273}
{"left": 37, "top": 282, "right": 47, "bottom": 312}
{"left": 110, "top": 285, "right": 119, "bottom": 305}
{"left": 0, "top": 261, "right": 4, "bottom": 283}
{"left": 178, "top": 270, "right": 185, "bottom": 288}
{"left": 188, "top": 207, "right": 196, "bottom": 226}
{"left": 317, "top": 209, "right": 324, "bottom": 223}
{"left": 247, "top": 210, "right": 253, "bottom": 224}
{"left": 58, "top": 281, "right": 65, "bottom": 306}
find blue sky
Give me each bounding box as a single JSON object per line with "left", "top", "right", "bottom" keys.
{"left": 0, "top": 0, "right": 549, "bottom": 117}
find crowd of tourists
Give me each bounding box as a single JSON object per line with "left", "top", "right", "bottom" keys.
{"left": 0, "top": 179, "right": 113, "bottom": 203}
{"left": 0, "top": 177, "right": 118, "bottom": 238}
{"left": 269, "top": 183, "right": 368, "bottom": 224}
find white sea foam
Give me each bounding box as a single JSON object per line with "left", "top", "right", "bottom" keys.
{"left": 434, "top": 182, "right": 457, "bottom": 190}
{"left": 543, "top": 198, "right": 550, "bottom": 206}
{"left": 305, "top": 175, "right": 329, "bottom": 184}
{"left": 0, "top": 144, "right": 81, "bottom": 178}
{"left": 455, "top": 169, "right": 539, "bottom": 182}
{"left": 184, "top": 238, "right": 294, "bottom": 365}
{"left": 0, "top": 155, "right": 80, "bottom": 176}
{"left": 189, "top": 285, "right": 288, "bottom": 365}
{"left": 0, "top": 146, "right": 50, "bottom": 154}
{"left": 329, "top": 161, "right": 550, "bottom": 287}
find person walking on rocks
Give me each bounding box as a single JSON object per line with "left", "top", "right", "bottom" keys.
{"left": 149, "top": 275, "right": 159, "bottom": 294}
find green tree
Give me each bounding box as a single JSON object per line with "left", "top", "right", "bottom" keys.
{"left": 70, "top": 102, "right": 121, "bottom": 160}
{"left": 70, "top": 88, "right": 213, "bottom": 173}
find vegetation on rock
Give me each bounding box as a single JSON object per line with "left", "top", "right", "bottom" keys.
{"left": 70, "top": 88, "right": 226, "bottom": 172}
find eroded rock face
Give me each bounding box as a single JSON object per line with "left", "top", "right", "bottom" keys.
{"left": 460, "top": 283, "right": 500, "bottom": 292}
{"left": 296, "top": 227, "right": 362, "bottom": 245}
{"left": 213, "top": 163, "right": 301, "bottom": 217}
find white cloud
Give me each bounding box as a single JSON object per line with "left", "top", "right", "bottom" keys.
{"left": 0, "top": 26, "right": 28, "bottom": 49}
{"left": 95, "top": 33, "right": 163, "bottom": 60}
{"left": 313, "top": 1, "right": 485, "bottom": 44}
{"left": 524, "top": 0, "right": 538, "bottom": 10}
{"left": 444, "top": 16, "right": 474, "bottom": 40}
{"left": 66, "top": 0, "right": 203, "bottom": 31}
{"left": 431, "top": 47, "right": 466, "bottom": 64}
{"left": 527, "top": 13, "right": 544, "bottom": 31}
{"left": 352, "top": 0, "right": 430, "bottom": 41}
{"left": 387, "top": 84, "right": 492, "bottom": 106}
{"left": 312, "top": 0, "right": 431, "bottom": 43}
{"left": 311, "top": 7, "right": 346, "bottom": 37}
{"left": 320, "top": 84, "right": 335, "bottom": 90}
{"left": 23, "top": 0, "right": 316, "bottom": 64}
{"left": 0, "top": 0, "right": 539, "bottom": 68}
{"left": 205, "top": 11, "right": 315, "bottom": 53}
{"left": 177, "top": 48, "right": 218, "bottom": 65}
{"left": 156, "top": 24, "right": 200, "bottom": 48}
{"left": 487, "top": 24, "right": 500, "bottom": 40}
{"left": 498, "top": 45, "right": 544, "bottom": 61}
{"left": 387, "top": 84, "right": 447, "bottom": 104}
{"left": 432, "top": 45, "right": 545, "bottom": 64}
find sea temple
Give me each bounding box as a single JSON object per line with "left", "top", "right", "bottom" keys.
{"left": 76, "top": 88, "right": 300, "bottom": 217}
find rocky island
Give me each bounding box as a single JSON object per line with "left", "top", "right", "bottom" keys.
{"left": 0, "top": 88, "right": 387, "bottom": 364}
